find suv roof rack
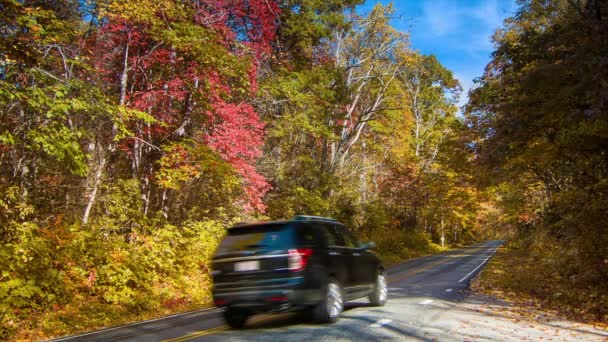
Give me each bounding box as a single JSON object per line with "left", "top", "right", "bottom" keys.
{"left": 292, "top": 215, "right": 338, "bottom": 223}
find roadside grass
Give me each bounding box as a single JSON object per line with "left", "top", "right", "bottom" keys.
{"left": 472, "top": 241, "right": 608, "bottom": 327}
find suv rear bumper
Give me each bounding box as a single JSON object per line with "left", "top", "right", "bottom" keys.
{"left": 212, "top": 278, "right": 322, "bottom": 312}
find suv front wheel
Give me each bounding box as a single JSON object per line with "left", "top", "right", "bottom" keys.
{"left": 368, "top": 270, "right": 388, "bottom": 306}
{"left": 313, "top": 278, "right": 343, "bottom": 323}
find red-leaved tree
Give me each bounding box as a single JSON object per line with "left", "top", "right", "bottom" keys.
{"left": 90, "top": 0, "right": 279, "bottom": 216}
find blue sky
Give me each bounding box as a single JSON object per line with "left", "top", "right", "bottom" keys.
{"left": 358, "top": 0, "right": 518, "bottom": 108}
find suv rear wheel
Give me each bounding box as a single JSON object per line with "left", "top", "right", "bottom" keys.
{"left": 313, "top": 278, "right": 343, "bottom": 323}
{"left": 368, "top": 270, "right": 388, "bottom": 306}
{"left": 223, "top": 308, "right": 249, "bottom": 329}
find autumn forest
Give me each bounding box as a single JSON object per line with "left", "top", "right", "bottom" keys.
{"left": 0, "top": 0, "right": 606, "bottom": 339}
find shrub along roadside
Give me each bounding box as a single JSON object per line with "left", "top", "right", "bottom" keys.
{"left": 471, "top": 238, "right": 608, "bottom": 325}
{"left": 368, "top": 227, "right": 447, "bottom": 266}
{"left": 0, "top": 220, "right": 224, "bottom": 340}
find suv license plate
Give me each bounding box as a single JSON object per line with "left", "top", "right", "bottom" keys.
{"left": 234, "top": 260, "right": 260, "bottom": 272}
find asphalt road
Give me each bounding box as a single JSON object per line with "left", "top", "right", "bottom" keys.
{"left": 53, "top": 241, "right": 608, "bottom": 342}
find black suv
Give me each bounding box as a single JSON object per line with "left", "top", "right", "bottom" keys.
{"left": 211, "top": 215, "right": 387, "bottom": 328}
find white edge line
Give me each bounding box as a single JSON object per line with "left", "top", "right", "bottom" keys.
{"left": 51, "top": 306, "right": 218, "bottom": 341}
{"left": 457, "top": 244, "right": 500, "bottom": 283}
{"left": 385, "top": 241, "right": 488, "bottom": 274}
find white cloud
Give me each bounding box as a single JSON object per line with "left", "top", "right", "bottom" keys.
{"left": 471, "top": 0, "right": 502, "bottom": 28}
{"left": 421, "top": 0, "right": 462, "bottom": 36}
{"left": 418, "top": 0, "right": 513, "bottom": 54}
{"left": 413, "top": 0, "right": 516, "bottom": 112}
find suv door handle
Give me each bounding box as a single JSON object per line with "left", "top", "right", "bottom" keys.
{"left": 328, "top": 251, "right": 340, "bottom": 256}
{"left": 352, "top": 252, "right": 361, "bottom": 256}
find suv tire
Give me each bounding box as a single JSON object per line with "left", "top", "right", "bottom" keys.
{"left": 368, "top": 270, "right": 388, "bottom": 306}
{"left": 223, "top": 308, "right": 249, "bottom": 329}
{"left": 313, "top": 278, "right": 343, "bottom": 323}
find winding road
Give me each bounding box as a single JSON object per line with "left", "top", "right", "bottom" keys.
{"left": 53, "top": 241, "right": 608, "bottom": 341}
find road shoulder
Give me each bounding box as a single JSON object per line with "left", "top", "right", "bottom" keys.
{"left": 457, "top": 291, "right": 608, "bottom": 341}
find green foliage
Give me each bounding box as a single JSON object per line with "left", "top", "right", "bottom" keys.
{"left": 0, "top": 222, "right": 55, "bottom": 309}
{"left": 277, "top": 0, "right": 364, "bottom": 61}
{"left": 157, "top": 143, "right": 245, "bottom": 222}
{"left": 0, "top": 186, "right": 35, "bottom": 225}
{"left": 259, "top": 3, "right": 477, "bottom": 255}
{"left": 0, "top": 0, "right": 488, "bottom": 339}
{"left": 0, "top": 0, "right": 80, "bottom": 65}
{"left": 369, "top": 227, "right": 445, "bottom": 266}
{"left": 259, "top": 65, "right": 343, "bottom": 220}
{"left": 157, "top": 143, "right": 203, "bottom": 190}
{"left": 0, "top": 219, "right": 226, "bottom": 339}
{"left": 0, "top": 79, "right": 118, "bottom": 177}
{"left": 467, "top": 0, "right": 608, "bottom": 322}
{"left": 92, "top": 179, "right": 145, "bottom": 231}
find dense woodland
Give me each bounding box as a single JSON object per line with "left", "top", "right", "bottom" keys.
{"left": 0, "top": 0, "right": 606, "bottom": 338}
{"left": 467, "top": 0, "right": 607, "bottom": 322}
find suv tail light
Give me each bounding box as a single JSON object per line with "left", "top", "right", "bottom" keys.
{"left": 288, "top": 248, "right": 312, "bottom": 271}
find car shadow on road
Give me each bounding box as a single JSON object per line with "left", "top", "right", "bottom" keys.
{"left": 343, "top": 315, "right": 435, "bottom": 342}
{"left": 238, "top": 309, "right": 437, "bottom": 342}
{"left": 242, "top": 302, "right": 373, "bottom": 330}
{"left": 237, "top": 301, "right": 485, "bottom": 342}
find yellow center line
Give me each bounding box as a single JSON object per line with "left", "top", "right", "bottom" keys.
{"left": 387, "top": 259, "right": 448, "bottom": 284}
{"left": 162, "top": 313, "right": 272, "bottom": 342}
{"left": 163, "top": 325, "right": 228, "bottom": 342}
{"left": 164, "top": 248, "right": 479, "bottom": 341}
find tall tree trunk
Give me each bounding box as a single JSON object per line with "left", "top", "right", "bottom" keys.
{"left": 82, "top": 142, "right": 106, "bottom": 224}
{"left": 119, "top": 35, "right": 130, "bottom": 106}
{"left": 360, "top": 141, "right": 367, "bottom": 203}
{"left": 142, "top": 160, "right": 153, "bottom": 217}
{"left": 440, "top": 217, "right": 445, "bottom": 247}
{"left": 160, "top": 189, "right": 169, "bottom": 219}
{"left": 82, "top": 32, "right": 130, "bottom": 224}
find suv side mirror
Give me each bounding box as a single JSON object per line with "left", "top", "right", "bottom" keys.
{"left": 360, "top": 241, "right": 376, "bottom": 250}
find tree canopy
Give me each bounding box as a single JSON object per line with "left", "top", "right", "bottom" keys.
{"left": 8, "top": 0, "right": 597, "bottom": 338}
{"left": 467, "top": 0, "right": 608, "bottom": 321}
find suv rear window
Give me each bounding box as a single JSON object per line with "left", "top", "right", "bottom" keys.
{"left": 216, "top": 223, "right": 294, "bottom": 254}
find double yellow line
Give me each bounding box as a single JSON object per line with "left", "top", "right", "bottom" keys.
{"left": 163, "top": 313, "right": 279, "bottom": 342}
{"left": 163, "top": 248, "right": 477, "bottom": 342}
{"left": 163, "top": 325, "right": 228, "bottom": 342}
